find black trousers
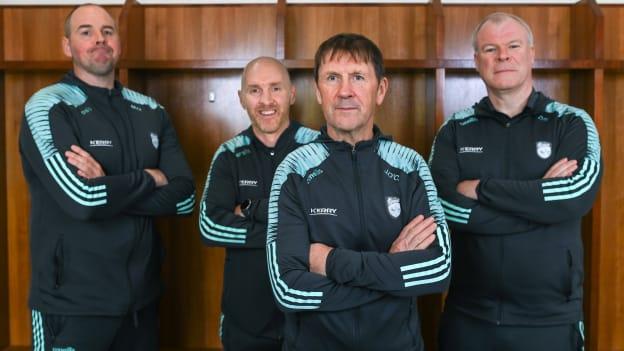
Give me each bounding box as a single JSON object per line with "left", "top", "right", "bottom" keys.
{"left": 220, "top": 314, "right": 282, "bottom": 351}
{"left": 31, "top": 302, "right": 159, "bottom": 351}
{"left": 439, "top": 311, "right": 585, "bottom": 351}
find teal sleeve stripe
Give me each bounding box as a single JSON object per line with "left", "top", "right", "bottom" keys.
{"left": 542, "top": 102, "right": 601, "bottom": 202}
{"left": 177, "top": 193, "right": 196, "bottom": 213}
{"left": 439, "top": 198, "right": 471, "bottom": 214}
{"left": 377, "top": 140, "right": 451, "bottom": 288}
{"left": 443, "top": 207, "right": 470, "bottom": 219}
{"left": 25, "top": 83, "right": 108, "bottom": 207}
{"left": 294, "top": 127, "right": 320, "bottom": 144}
{"left": 444, "top": 215, "right": 469, "bottom": 224}
{"left": 121, "top": 88, "right": 161, "bottom": 109}
{"left": 31, "top": 310, "right": 45, "bottom": 351}
{"left": 267, "top": 143, "right": 328, "bottom": 310}
{"left": 198, "top": 135, "right": 252, "bottom": 242}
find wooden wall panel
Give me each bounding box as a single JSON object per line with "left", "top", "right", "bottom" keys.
{"left": 5, "top": 72, "right": 65, "bottom": 346}
{"left": 143, "top": 6, "right": 276, "bottom": 60}
{"left": 286, "top": 5, "right": 428, "bottom": 60}
{"left": 290, "top": 71, "right": 430, "bottom": 153}
{"left": 141, "top": 71, "right": 248, "bottom": 349}
{"left": 603, "top": 7, "right": 624, "bottom": 60}
{"left": 0, "top": 7, "right": 8, "bottom": 348}
{"left": 443, "top": 6, "right": 570, "bottom": 60}
{"left": 3, "top": 7, "right": 121, "bottom": 61}
{"left": 596, "top": 72, "right": 624, "bottom": 351}
{"left": 444, "top": 71, "right": 570, "bottom": 119}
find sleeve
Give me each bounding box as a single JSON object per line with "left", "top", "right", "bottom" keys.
{"left": 267, "top": 161, "right": 385, "bottom": 313}
{"left": 124, "top": 109, "right": 196, "bottom": 216}
{"left": 429, "top": 122, "right": 539, "bottom": 234}
{"left": 198, "top": 149, "right": 267, "bottom": 248}
{"left": 477, "top": 113, "right": 602, "bottom": 224}
{"left": 324, "top": 156, "right": 451, "bottom": 297}
{"left": 19, "top": 99, "right": 156, "bottom": 221}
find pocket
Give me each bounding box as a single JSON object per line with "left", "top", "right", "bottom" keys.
{"left": 53, "top": 236, "right": 65, "bottom": 289}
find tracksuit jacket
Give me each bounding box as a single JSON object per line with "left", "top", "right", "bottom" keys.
{"left": 429, "top": 90, "right": 602, "bottom": 326}
{"left": 19, "top": 71, "right": 195, "bottom": 316}
{"left": 267, "top": 126, "right": 451, "bottom": 351}
{"left": 199, "top": 122, "right": 319, "bottom": 339}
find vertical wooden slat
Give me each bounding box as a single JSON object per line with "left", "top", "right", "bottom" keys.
{"left": 0, "top": 6, "right": 9, "bottom": 349}
{"left": 275, "top": 0, "right": 286, "bottom": 60}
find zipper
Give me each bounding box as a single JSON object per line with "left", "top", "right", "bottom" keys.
{"left": 497, "top": 120, "right": 512, "bottom": 325}
{"left": 350, "top": 145, "right": 365, "bottom": 346}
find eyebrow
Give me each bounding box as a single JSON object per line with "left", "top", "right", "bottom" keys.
{"left": 75, "top": 24, "right": 116, "bottom": 31}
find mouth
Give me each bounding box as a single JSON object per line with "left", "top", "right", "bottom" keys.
{"left": 258, "top": 109, "right": 278, "bottom": 117}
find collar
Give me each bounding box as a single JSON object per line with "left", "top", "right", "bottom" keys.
{"left": 474, "top": 89, "right": 552, "bottom": 124}
{"left": 243, "top": 120, "right": 301, "bottom": 152}
{"left": 317, "top": 124, "right": 392, "bottom": 150}
{"left": 63, "top": 70, "right": 124, "bottom": 97}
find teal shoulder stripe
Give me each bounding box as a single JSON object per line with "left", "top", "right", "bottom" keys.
{"left": 25, "top": 83, "right": 86, "bottom": 160}
{"left": 545, "top": 102, "right": 601, "bottom": 162}
{"left": 429, "top": 107, "right": 475, "bottom": 165}
{"left": 377, "top": 140, "right": 419, "bottom": 174}
{"left": 266, "top": 143, "right": 328, "bottom": 310}
{"left": 294, "top": 127, "right": 320, "bottom": 144}
{"left": 121, "top": 88, "right": 160, "bottom": 110}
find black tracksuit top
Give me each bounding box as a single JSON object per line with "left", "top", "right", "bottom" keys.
{"left": 19, "top": 72, "right": 195, "bottom": 315}
{"left": 199, "top": 122, "right": 319, "bottom": 336}
{"left": 267, "top": 127, "right": 451, "bottom": 351}
{"left": 429, "top": 90, "right": 602, "bottom": 326}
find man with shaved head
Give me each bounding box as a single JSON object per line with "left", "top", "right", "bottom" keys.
{"left": 430, "top": 12, "right": 601, "bottom": 350}
{"left": 199, "top": 57, "right": 318, "bottom": 350}
{"left": 20, "top": 4, "right": 195, "bottom": 350}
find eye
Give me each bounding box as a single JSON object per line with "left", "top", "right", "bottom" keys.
{"left": 509, "top": 43, "right": 521, "bottom": 49}
{"left": 248, "top": 88, "right": 260, "bottom": 95}
{"left": 103, "top": 29, "right": 115, "bottom": 36}
{"left": 353, "top": 74, "right": 365, "bottom": 81}
{"left": 326, "top": 74, "right": 338, "bottom": 82}
{"left": 483, "top": 47, "right": 496, "bottom": 53}
{"left": 80, "top": 29, "right": 91, "bottom": 36}
{"left": 272, "top": 86, "right": 282, "bottom": 92}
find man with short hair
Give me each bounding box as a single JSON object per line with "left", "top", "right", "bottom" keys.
{"left": 20, "top": 4, "right": 195, "bottom": 350}
{"left": 430, "top": 12, "right": 601, "bottom": 351}
{"left": 199, "top": 56, "right": 318, "bottom": 351}
{"left": 267, "top": 33, "right": 451, "bottom": 351}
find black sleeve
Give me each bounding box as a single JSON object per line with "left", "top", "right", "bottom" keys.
{"left": 199, "top": 147, "right": 267, "bottom": 248}
{"left": 124, "top": 109, "right": 195, "bottom": 216}
{"left": 477, "top": 111, "right": 602, "bottom": 224}
{"left": 429, "top": 122, "right": 540, "bottom": 234}
{"left": 325, "top": 154, "right": 451, "bottom": 297}
{"left": 19, "top": 97, "right": 155, "bottom": 221}
{"left": 267, "top": 153, "right": 385, "bottom": 312}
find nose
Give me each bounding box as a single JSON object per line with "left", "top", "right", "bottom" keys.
{"left": 260, "top": 89, "right": 273, "bottom": 104}
{"left": 497, "top": 47, "right": 510, "bottom": 61}
{"left": 338, "top": 79, "right": 354, "bottom": 98}
{"left": 95, "top": 30, "right": 106, "bottom": 44}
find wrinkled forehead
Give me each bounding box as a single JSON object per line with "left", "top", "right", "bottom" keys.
{"left": 320, "top": 49, "right": 371, "bottom": 68}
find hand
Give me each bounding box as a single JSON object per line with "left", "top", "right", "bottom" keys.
{"left": 457, "top": 179, "right": 480, "bottom": 200}
{"left": 389, "top": 215, "right": 437, "bottom": 253}
{"left": 234, "top": 204, "right": 244, "bottom": 217}
{"left": 65, "top": 145, "right": 105, "bottom": 179}
{"left": 309, "top": 243, "right": 334, "bottom": 276}
{"left": 543, "top": 157, "right": 578, "bottom": 179}
{"left": 144, "top": 168, "right": 168, "bottom": 187}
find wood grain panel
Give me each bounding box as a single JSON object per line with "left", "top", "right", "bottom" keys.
{"left": 443, "top": 6, "right": 570, "bottom": 60}
{"left": 143, "top": 6, "right": 276, "bottom": 60}
{"left": 595, "top": 72, "right": 624, "bottom": 351}
{"left": 3, "top": 7, "right": 122, "bottom": 61}
{"left": 602, "top": 6, "right": 624, "bottom": 61}
{"left": 290, "top": 71, "right": 430, "bottom": 154}
{"left": 5, "top": 72, "right": 65, "bottom": 346}
{"left": 444, "top": 71, "right": 570, "bottom": 119}
{"left": 0, "top": 7, "right": 8, "bottom": 348}
{"left": 140, "top": 71, "right": 249, "bottom": 349}
{"left": 286, "top": 5, "right": 428, "bottom": 60}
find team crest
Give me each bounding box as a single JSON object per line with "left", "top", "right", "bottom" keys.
{"left": 150, "top": 132, "right": 159, "bottom": 149}
{"left": 536, "top": 141, "right": 552, "bottom": 159}
{"left": 386, "top": 196, "right": 401, "bottom": 219}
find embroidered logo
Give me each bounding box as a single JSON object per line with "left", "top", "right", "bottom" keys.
{"left": 386, "top": 196, "right": 401, "bottom": 218}
{"left": 459, "top": 117, "right": 478, "bottom": 126}
{"left": 89, "top": 139, "right": 113, "bottom": 147}
{"left": 130, "top": 104, "right": 143, "bottom": 112}
{"left": 150, "top": 132, "right": 159, "bottom": 149}
{"left": 52, "top": 347, "right": 76, "bottom": 351}
{"left": 235, "top": 149, "right": 251, "bottom": 158}
{"left": 306, "top": 168, "right": 324, "bottom": 184}
{"left": 459, "top": 146, "right": 483, "bottom": 154}
{"left": 537, "top": 115, "right": 549, "bottom": 122}
{"left": 384, "top": 169, "right": 400, "bottom": 182}
{"left": 309, "top": 208, "right": 338, "bottom": 216}
{"left": 536, "top": 141, "right": 552, "bottom": 159}
{"left": 239, "top": 180, "right": 258, "bottom": 187}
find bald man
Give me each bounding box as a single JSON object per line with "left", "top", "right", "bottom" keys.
{"left": 19, "top": 4, "right": 195, "bottom": 351}
{"left": 199, "top": 57, "right": 319, "bottom": 351}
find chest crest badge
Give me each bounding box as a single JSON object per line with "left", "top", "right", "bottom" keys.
{"left": 150, "top": 132, "right": 159, "bottom": 149}
{"left": 386, "top": 196, "right": 401, "bottom": 219}
{"left": 536, "top": 141, "right": 552, "bottom": 159}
